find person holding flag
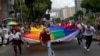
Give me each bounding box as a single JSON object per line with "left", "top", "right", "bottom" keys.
{"left": 40, "top": 28, "right": 55, "bottom": 56}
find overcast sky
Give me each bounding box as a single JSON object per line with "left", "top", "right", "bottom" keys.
{"left": 51, "top": 0, "right": 75, "bottom": 9}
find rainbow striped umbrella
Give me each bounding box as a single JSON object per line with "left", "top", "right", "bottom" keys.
{"left": 7, "top": 21, "right": 18, "bottom": 26}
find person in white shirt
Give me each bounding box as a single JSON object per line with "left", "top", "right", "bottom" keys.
{"left": 1, "top": 26, "right": 10, "bottom": 46}
{"left": 84, "top": 22, "right": 96, "bottom": 51}
{"left": 10, "top": 29, "right": 23, "bottom": 55}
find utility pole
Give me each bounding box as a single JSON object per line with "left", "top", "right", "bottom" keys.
{"left": 19, "top": 0, "right": 23, "bottom": 25}
{"left": 14, "top": 0, "right": 17, "bottom": 18}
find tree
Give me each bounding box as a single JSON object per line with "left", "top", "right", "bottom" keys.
{"left": 15, "top": 0, "right": 30, "bottom": 21}
{"left": 81, "top": 0, "right": 100, "bottom": 18}
{"left": 74, "top": 10, "right": 84, "bottom": 21}
{"left": 25, "top": 0, "right": 35, "bottom": 8}
{"left": 81, "top": 0, "right": 100, "bottom": 12}
{"left": 25, "top": 0, "right": 52, "bottom": 22}
{"left": 33, "top": 0, "right": 49, "bottom": 20}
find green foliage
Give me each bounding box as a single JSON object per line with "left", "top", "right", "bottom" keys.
{"left": 33, "top": 0, "right": 52, "bottom": 19}
{"left": 54, "top": 18, "right": 61, "bottom": 23}
{"left": 65, "top": 18, "right": 69, "bottom": 22}
{"left": 25, "top": 0, "right": 52, "bottom": 21}
{"left": 15, "top": 0, "right": 52, "bottom": 21}
{"left": 89, "top": 0, "right": 100, "bottom": 9}
{"left": 74, "top": 10, "right": 84, "bottom": 18}
{"left": 15, "top": 0, "right": 30, "bottom": 21}
{"left": 77, "top": 10, "right": 84, "bottom": 17}
{"left": 81, "top": 0, "right": 91, "bottom": 9}
{"left": 45, "top": 0, "right": 52, "bottom": 9}
{"left": 25, "top": 0, "right": 35, "bottom": 9}
{"left": 33, "top": 0, "right": 48, "bottom": 13}
{"left": 81, "top": 0, "right": 100, "bottom": 12}
{"left": 67, "top": 16, "right": 75, "bottom": 20}
{"left": 87, "top": 17, "right": 95, "bottom": 23}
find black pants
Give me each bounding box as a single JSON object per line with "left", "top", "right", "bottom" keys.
{"left": 1, "top": 36, "right": 3, "bottom": 45}
{"left": 13, "top": 43, "right": 22, "bottom": 54}
{"left": 77, "top": 37, "right": 82, "bottom": 45}
{"left": 85, "top": 36, "right": 93, "bottom": 49}
{"left": 12, "top": 40, "right": 22, "bottom": 55}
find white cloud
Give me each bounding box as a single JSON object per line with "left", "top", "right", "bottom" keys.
{"left": 51, "top": 0, "right": 75, "bottom": 9}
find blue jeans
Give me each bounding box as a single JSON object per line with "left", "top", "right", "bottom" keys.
{"left": 46, "top": 41, "right": 53, "bottom": 56}
{"left": 77, "top": 31, "right": 82, "bottom": 45}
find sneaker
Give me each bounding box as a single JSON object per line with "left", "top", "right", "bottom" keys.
{"left": 84, "top": 46, "right": 87, "bottom": 49}
{"left": 52, "top": 51, "right": 55, "bottom": 56}
{"left": 2, "top": 45, "right": 6, "bottom": 47}
{"left": 86, "top": 49, "right": 90, "bottom": 51}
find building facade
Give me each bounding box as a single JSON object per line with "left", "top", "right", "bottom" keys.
{"left": 62, "top": 7, "right": 75, "bottom": 19}
{"left": 55, "top": 6, "right": 75, "bottom": 20}
{"left": 0, "top": 0, "right": 15, "bottom": 21}
{"left": 75, "top": 0, "right": 83, "bottom": 12}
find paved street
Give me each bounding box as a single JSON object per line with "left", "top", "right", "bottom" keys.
{"left": 0, "top": 39, "right": 100, "bottom": 56}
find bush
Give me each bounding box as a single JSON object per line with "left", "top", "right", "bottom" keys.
{"left": 87, "top": 16, "right": 96, "bottom": 24}
{"left": 54, "top": 18, "right": 61, "bottom": 23}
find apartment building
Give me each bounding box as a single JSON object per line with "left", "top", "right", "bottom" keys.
{"left": 55, "top": 6, "right": 75, "bottom": 19}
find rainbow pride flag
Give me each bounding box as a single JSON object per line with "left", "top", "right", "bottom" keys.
{"left": 23, "top": 26, "right": 79, "bottom": 44}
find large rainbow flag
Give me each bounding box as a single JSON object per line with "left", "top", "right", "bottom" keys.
{"left": 23, "top": 25, "right": 79, "bottom": 44}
